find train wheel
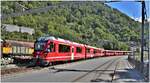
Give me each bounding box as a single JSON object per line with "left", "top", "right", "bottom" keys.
{"left": 39, "top": 59, "right": 50, "bottom": 67}
{"left": 43, "top": 61, "right": 50, "bottom": 67}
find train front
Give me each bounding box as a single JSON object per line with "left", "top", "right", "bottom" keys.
{"left": 33, "top": 36, "right": 55, "bottom": 66}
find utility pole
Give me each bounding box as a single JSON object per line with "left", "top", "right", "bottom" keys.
{"left": 148, "top": 21, "right": 150, "bottom": 60}
{"left": 141, "top": 1, "right": 147, "bottom": 73}
{"left": 141, "top": 1, "right": 145, "bottom": 64}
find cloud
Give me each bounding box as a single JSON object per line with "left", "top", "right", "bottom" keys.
{"left": 130, "top": 16, "right": 142, "bottom": 22}
{"left": 130, "top": 16, "right": 134, "bottom": 19}
{"left": 132, "top": 17, "right": 150, "bottom": 22}
{"left": 134, "top": 17, "right": 142, "bottom": 22}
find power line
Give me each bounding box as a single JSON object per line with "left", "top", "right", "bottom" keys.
{"left": 2, "top": 1, "right": 141, "bottom": 20}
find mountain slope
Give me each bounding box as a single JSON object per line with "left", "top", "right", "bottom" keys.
{"left": 1, "top": 1, "right": 140, "bottom": 50}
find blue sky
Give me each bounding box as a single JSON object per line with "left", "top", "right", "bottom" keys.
{"left": 106, "top": 1, "right": 150, "bottom": 22}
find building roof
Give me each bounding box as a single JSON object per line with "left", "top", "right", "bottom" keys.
{"left": 2, "top": 24, "right": 35, "bottom": 35}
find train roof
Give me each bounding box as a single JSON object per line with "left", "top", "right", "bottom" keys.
{"left": 37, "top": 36, "right": 56, "bottom": 41}
{"left": 37, "top": 36, "right": 85, "bottom": 46}
{"left": 85, "top": 45, "right": 104, "bottom": 50}
{"left": 104, "top": 50, "right": 132, "bottom": 52}
{"left": 72, "top": 42, "right": 84, "bottom": 46}
{"left": 5, "top": 40, "right": 34, "bottom": 47}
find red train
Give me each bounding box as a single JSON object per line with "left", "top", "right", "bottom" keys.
{"left": 33, "top": 36, "right": 131, "bottom": 66}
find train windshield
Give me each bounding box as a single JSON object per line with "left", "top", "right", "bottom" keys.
{"left": 46, "top": 42, "right": 55, "bottom": 52}
{"left": 34, "top": 42, "right": 45, "bottom": 51}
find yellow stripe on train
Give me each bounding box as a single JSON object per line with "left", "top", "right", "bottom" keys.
{"left": 2, "top": 47, "right": 12, "bottom": 54}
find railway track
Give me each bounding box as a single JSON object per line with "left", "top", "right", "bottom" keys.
{"left": 72, "top": 57, "right": 121, "bottom": 82}
{"left": 90, "top": 59, "right": 120, "bottom": 82}
{"left": 111, "top": 61, "right": 120, "bottom": 82}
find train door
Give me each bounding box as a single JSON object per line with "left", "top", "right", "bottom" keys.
{"left": 71, "top": 46, "right": 74, "bottom": 60}
{"left": 91, "top": 48, "right": 94, "bottom": 58}
{"left": 85, "top": 46, "right": 87, "bottom": 59}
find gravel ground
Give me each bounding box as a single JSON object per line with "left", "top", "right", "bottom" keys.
{"left": 1, "top": 59, "right": 83, "bottom": 76}
{"left": 1, "top": 67, "right": 32, "bottom": 75}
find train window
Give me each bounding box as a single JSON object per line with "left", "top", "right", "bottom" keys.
{"left": 94, "top": 49, "right": 97, "bottom": 54}
{"left": 46, "top": 42, "right": 55, "bottom": 52}
{"left": 59, "top": 44, "right": 70, "bottom": 52}
{"left": 76, "top": 47, "right": 82, "bottom": 53}
{"left": 97, "top": 50, "right": 100, "bottom": 53}
{"left": 86, "top": 48, "right": 90, "bottom": 53}
{"left": 34, "top": 42, "right": 45, "bottom": 51}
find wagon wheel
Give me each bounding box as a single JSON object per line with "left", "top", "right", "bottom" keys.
{"left": 27, "top": 59, "right": 37, "bottom": 67}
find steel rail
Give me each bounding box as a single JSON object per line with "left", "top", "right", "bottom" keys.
{"left": 72, "top": 57, "right": 121, "bottom": 82}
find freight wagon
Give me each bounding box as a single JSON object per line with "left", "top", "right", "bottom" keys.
{"left": 1, "top": 39, "right": 34, "bottom": 65}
